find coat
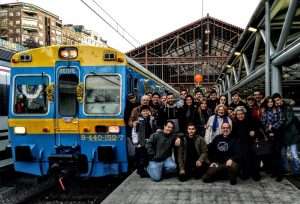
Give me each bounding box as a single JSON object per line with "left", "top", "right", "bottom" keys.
{"left": 282, "top": 104, "right": 300, "bottom": 145}
{"left": 177, "top": 135, "right": 208, "bottom": 171}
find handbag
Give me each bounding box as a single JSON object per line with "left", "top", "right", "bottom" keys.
{"left": 252, "top": 131, "right": 272, "bottom": 156}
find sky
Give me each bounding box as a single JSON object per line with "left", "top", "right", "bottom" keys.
{"left": 1, "top": 0, "right": 261, "bottom": 52}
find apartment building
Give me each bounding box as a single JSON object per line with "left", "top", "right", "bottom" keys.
{"left": 0, "top": 2, "right": 62, "bottom": 48}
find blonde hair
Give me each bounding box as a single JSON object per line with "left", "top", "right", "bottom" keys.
{"left": 214, "top": 104, "right": 228, "bottom": 114}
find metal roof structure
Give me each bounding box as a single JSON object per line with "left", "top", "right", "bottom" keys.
{"left": 217, "top": 0, "right": 300, "bottom": 104}
{"left": 126, "top": 15, "right": 243, "bottom": 91}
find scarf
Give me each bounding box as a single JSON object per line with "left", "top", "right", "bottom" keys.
{"left": 212, "top": 114, "right": 228, "bottom": 132}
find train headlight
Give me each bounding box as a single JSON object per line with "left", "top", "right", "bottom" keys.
{"left": 59, "top": 47, "right": 78, "bottom": 59}
{"left": 14, "top": 127, "right": 26, "bottom": 134}
{"left": 108, "top": 126, "right": 120, "bottom": 134}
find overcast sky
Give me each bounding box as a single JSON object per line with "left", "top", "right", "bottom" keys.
{"left": 2, "top": 0, "right": 260, "bottom": 52}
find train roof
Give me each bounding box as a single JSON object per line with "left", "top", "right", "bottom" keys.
{"left": 10, "top": 45, "right": 179, "bottom": 95}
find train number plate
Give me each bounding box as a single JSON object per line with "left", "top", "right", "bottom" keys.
{"left": 80, "top": 134, "right": 121, "bottom": 141}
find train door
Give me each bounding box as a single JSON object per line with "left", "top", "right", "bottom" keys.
{"left": 55, "top": 65, "right": 80, "bottom": 146}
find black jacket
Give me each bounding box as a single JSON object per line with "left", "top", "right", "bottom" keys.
{"left": 146, "top": 131, "right": 177, "bottom": 162}
{"left": 208, "top": 134, "right": 240, "bottom": 164}
{"left": 178, "top": 105, "right": 200, "bottom": 132}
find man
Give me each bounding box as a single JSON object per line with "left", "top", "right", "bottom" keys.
{"left": 194, "top": 89, "right": 203, "bottom": 106}
{"left": 207, "top": 89, "right": 218, "bottom": 111}
{"left": 253, "top": 90, "right": 264, "bottom": 107}
{"left": 229, "top": 91, "right": 246, "bottom": 109}
{"left": 159, "top": 93, "right": 180, "bottom": 132}
{"left": 150, "top": 92, "right": 162, "bottom": 131}
{"left": 177, "top": 123, "right": 208, "bottom": 181}
{"left": 176, "top": 89, "right": 188, "bottom": 108}
{"left": 128, "top": 95, "right": 153, "bottom": 128}
{"left": 273, "top": 93, "right": 300, "bottom": 177}
{"left": 146, "top": 121, "right": 181, "bottom": 181}
{"left": 202, "top": 122, "right": 239, "bottom": 185}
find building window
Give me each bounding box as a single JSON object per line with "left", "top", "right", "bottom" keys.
{"left": 22, "top": 18, "right": 38, "bottom": 27}
{"left": 9, "top": 37, "right": 13, "bottom": 42}
{"left": 16, "top": 11, "right": 21, "bottom": 16}
{"left": 16, "top": 20, "right": 20, "bottom": 25}
{"left": 39, "top": 32, "right": 43, "bottom": 37}
{"left": 39, "top": 24, "right": 43, "bottom": 29}
{"left": 9, "top": 29, "right": 13, "bottom": 33}
{"left": 9, "top": 12, "right": 13, "bottom": 17}
{"left": 15, "top": 37, "right": 20, "bottom": 43}
{"left": 16, "top": 28, "right": 20, "bottom": 33}
{"left": 51, "top": 21, "right": 55, "bottom": 26}
{"left": 9, "top": 21, "right": 13, "bottom": 26}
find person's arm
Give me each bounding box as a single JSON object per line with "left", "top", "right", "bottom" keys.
{"left": 128, "top": 107, "right": 138, "bottom": 128}
{"left": 197, "top": 138, "right": 208, "bottom": 162}
{"left": 146, "top": 133, "right": 156, "bottom": 160}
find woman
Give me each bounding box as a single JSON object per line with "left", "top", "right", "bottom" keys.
{"left": 219, "top": 95, "right": 228, "bottom": 106}
{"left": 197, "top": 99, "right": 212, "bottom": 137}
{"left": 232, "top": 106, "right": 260, "bottom": 181}
{"left": 205, "top": 104, "right": 232, "bottom": 144}
{"left": 178, "top": 95, "right": 199, "bottom": 133}
{"left": 261, "top": 97, "right": 284, "bottom": 181}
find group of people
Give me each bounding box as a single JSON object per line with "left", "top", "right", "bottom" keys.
{"left": 124, "top": 88, "right": 300, "bottom": 185}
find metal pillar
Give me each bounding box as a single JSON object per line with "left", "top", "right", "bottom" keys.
{"left": 265, "top": 0, "right": 271, "bottom": 96}
{"left": 271, "top": 65, "right": 282, "bottom": 94}
{"left": 276, "top": 0, "right": 298, "bottom": 52}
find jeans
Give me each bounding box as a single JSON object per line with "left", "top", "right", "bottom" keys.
{"left": 281, "top": 144, "right": 300, "bottom": 175}
{"left": 146, "top": 157, "right": 177, "bottom": 181}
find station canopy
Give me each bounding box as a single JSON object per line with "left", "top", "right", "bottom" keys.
{"left": 126, "top": 15, "right": 243, "bottom": 91}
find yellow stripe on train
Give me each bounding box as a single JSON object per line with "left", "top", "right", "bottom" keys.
{"left": 8, "top": 118, "right": 125, "bottom": 134}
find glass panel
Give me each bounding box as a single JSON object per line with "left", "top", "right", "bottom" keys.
{"left": 85, "top": 75, "right": 121, "bottom": 115}
{"left": 14, "top": 76, "right": 48, "bottom": 114}
{"left": 58, "top": 74, "right": 78, "bottom": 116}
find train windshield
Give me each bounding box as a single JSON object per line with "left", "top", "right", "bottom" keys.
{"left": 84, "top": 75, "right": 121, "bottom": 115}
{"left": 14, "top": 75, "right": 48, "bottom": 114}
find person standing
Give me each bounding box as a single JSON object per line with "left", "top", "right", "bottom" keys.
{"left": 159, "top": 93, "right": 180, "bottom": 132}
{"left": 229, "top": 92, "right": 246, "bottom": 109}
{"left": 178, "top": 95, "right": 199, "bottom": 133}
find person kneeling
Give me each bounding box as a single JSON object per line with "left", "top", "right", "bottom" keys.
{"left": 177, "top": 123, "right": 209, "bottom": 181}
{"left": 146, "top": 121, "right": 181, "bottom": 181}
{"left": 202, "top": 122, "right": 239, "bottom": 185}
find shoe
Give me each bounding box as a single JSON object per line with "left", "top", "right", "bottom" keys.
{"left": 178, "top": 174, "right": 187, "bottom": 182}
{"left": 138, "top": 169, "right": 149, "bottom": 178}
{"left": 276, "top": 176, "right": 283, "bottom": 182}
{"left": 252, "top": 174, "right": 261, "bottom": 182}
{"left": 230, "top": 179, "right": 237, "bottom": 185}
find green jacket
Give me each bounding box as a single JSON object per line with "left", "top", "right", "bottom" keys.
{"left": 177, "top": 135, "right": 208, "bottom": 171}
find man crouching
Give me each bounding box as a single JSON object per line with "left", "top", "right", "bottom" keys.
{"left": 202, "top": 122, "right": 239, "bottom": 185}
{"left": 177, "top": 123, "right": 209, "bottom": 181}
{"left": 146, "top": 120, "right": 181, "bottom": 181}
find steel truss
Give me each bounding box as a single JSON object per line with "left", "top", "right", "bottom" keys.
{"left": 126, "top": 15, "right": 243, "bottom": 90}
{"left": 218, "top": 0, "right": 300, "bottom": 100}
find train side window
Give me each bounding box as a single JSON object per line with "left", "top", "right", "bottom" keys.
{"left": 14, "top": 75, "right": 49, "bottom": 114}
{"left": 58, "top": 74, "right": 78, "bottom": 116}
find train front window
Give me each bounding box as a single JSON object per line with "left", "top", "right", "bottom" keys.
{"left": 85, "top": 75, "right": 121, "bottom": 115}
{"left": 58, "top": 74, "right": 78, "bottom": 116}
{"left": 14, "top": 76, "right": 48, "bottom": 114}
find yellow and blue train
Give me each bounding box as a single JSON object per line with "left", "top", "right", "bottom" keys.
{"left": 8, "top": 45, "right": 179, "bottom": 177}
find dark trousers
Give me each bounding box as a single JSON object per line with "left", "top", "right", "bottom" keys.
{"left": 239, "top": 146, "right": 260, "bottom": 178}
{"left": 185, "top": 162, "right": 208, "bottom": 179}
{"left": 202, "top": 161, "right": 239, "bottom": 182}
{"left": 135, "top": 146, "right": 148, "bottom": 174}
{"left": 271, "top": 136, "right": 284, "bottom": 177}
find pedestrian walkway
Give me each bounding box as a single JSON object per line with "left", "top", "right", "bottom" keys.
{"left": 102, "top": 172, "right": 300, "bottom": 204}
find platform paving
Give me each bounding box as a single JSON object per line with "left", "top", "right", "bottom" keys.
{"left": 102, "top": 172, "right": 300, "bottom": 204}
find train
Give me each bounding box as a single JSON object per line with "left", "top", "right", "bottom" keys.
{"left": 8, "top": 45, "right": 179, "bottom": 177}
{"left": 0, "top": 65, "right": 12, "bottom": 168}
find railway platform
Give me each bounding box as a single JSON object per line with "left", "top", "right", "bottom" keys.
{"left": 102, "top": 172, "right": 300, "bottom": 204}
